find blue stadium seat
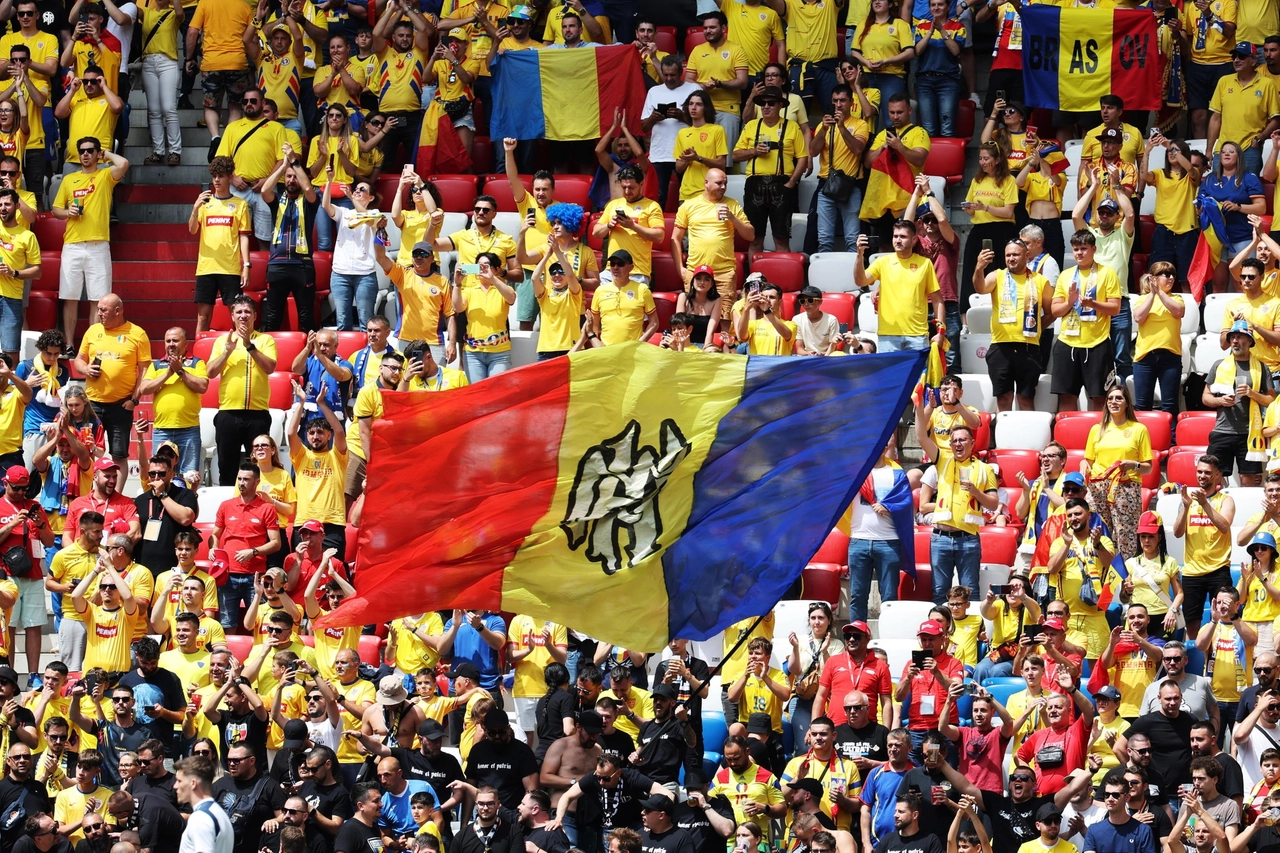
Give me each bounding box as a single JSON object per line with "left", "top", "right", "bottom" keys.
{"left": 702, "top": 753, "right": 721, "bottom": 780}
{"left": 1186, "top": 645, "right": 1206, "bottom": 676}
{"left": 954, "top": 686, "right": 974, "bottom": 724}
{"left": 702, "top": 711, "right": 729, "bottom": 754}
{"left": 983, "top": 679, "right": 1025, "bottom": 709}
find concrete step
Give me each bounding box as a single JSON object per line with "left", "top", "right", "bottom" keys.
{"left": 122, "top": 146, "right": 213, "bottom": 167}
{"left": 128, "top": 164, "right": 210, "bottom": 185}
{"left": 117, "top": 202, "right": 193, "bottom": 223}
{"left": 126, "top": 125, "right": 215, "bottom": 149}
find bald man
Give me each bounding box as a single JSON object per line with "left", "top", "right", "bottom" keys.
{"left": 73, "top": 295, "right": 151, "bottom": 463}
{"left": 834, "top": 690, "right": 891, "bottom": 773}
{"left": 377, "top": 755, "right": 439, "bottom": 838}
{"left": 136, "top": 326, "right": 210, "bottom": 482}
{"left": 291, "top": 328, "right": 353, "bottom": 417}
{"left": 671, "top": 168, "right": 754, "bottom": 297}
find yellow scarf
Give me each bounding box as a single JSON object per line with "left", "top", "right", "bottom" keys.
{"left": 1214, "top": 355, "right": 1266, "bottom": 461}
{"left": 30, "top": 356, "right": 60, "bottom": 407}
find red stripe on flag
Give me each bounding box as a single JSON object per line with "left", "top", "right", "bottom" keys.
{"left": 320, "top": 358, "right": 572, "bottom": 629}
{"left": 1109, "top": 9, "right": 1161, "bottom": 111}
{"left": 871, "top": 150, "right": 916, "bottom": 196}
{"left": 595, "top": 45, "right": 648, "bottom": 141}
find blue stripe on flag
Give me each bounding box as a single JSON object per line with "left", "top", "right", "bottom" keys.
{"left": 490, "top": 50, "right": 548, "bottom": 141}
{"left": 1021, "top": 5, "right": 1062, "bottom": 111}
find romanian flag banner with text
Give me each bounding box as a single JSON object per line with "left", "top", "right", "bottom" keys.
{"left": 322, "top": 343, "right": 924, "bottom": 651}
{"left": 490, "top": 44, "right": 646, "bottom": 142}
{"left": 1022, "top": 6, "right": 1160, "bottom": 112}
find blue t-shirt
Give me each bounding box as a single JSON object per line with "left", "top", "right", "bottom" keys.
{"left": 1082, "top": 816, "right": 1156, "bottom": 853}
{"left": 1198, "top": 171, "right": 1265, "bottom": 245}
{"left": 860, "top": 763, "right": 909, "bottom": 845}
{"left": 380, "top": 779, "right": 437, "bottom": 836}
{"left": 443, "top": 612, "right": 507, "bottom": 690}
{"left": 15, "top": 357, "right": 69, "bottom": 436}
{"left": 301, "top": 353, "right": 354, "bottom": 415}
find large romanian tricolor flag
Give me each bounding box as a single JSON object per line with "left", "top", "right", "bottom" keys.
{"left": 321, "top": 343, "right": 923, "bottom": 650}
{"left": 1021, "top": 6, "right": 1160, "bottom": 112}
{"left": 489, "top": 44, "right": 646, "bottom": 142}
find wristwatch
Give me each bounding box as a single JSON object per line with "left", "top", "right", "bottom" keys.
{"left": 246, "top": 341, "right": 257, "bottom": 353}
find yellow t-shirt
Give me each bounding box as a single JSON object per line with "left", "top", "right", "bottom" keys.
{"left": 314, "top": 62, "right": 367, "bottom": 115}
{"left": 1181, "top": 0, "right": 1239, "bottom": 65}
{"left": 1053, "top": 264, "right": 1122, "bottom": 349}
{"left": 1244, "top": 570, "right": 1280, "bottom": 622}
{"left": 722, "top": 0, "right": 784, "bottom": 73}
{"left": 312, "top": 622, "right": 361, "bottom": 682}
{"left": 390, "top": 611, "right": 443, "bottom": 674}
{"left": 82, "top": 603, "right": 136, "bottom": 672}
{"left": 1210, "top": 73, "right": 1280, "bottom": 151}
{"left": 1023, "top": 170, "right": 1064, "bottom": 211}
{"left": 853, "top": 19, "right": 913, "bottom": 75}
{"left": 191, "top": 0, "right": 253, "bottom": 71}
{"left": 734, "top": 118, "right": 806, "bottom": 178}
{"left": 536, "top": 286, "right": 585, "bottom": 353}
{"left": 260, "top": 2, "right": 325, "bottom": 74}
{"left": 685, "top": 40, "right": 749, "bottom": 116}
{"left": 259, "top": 465, "right": 297, "bottom": 527}
{"left": 1081, "top": 122, "right": 1145, "bottom": 165}
{"left": 1223, "top": 293, "right": 1280, "bottom": 369}
{"left": 71, "top": 38, "right": 119, "bottom": 90}
{"left": 53, "top": 167, "right": 118, "bottom": 244}
{"left": 307, "top": 133, "right": 362, "bottom": 186}
{"left": 933, "top": 456, "right": 997, "bottom": 534}
{"left": 0, "top": 34, "right": 57, "bottom": 147}
{"left": 1208, "top": 621, "right": 1252, "bottom": 702}
{"left": 592, "top": 280, "right": 656, "bottom": 345}
{"left": 1183, "top": 490, "right": 1233, "bottom": 577}
{"left": 0, "top": 386, "right": 21, "bottom": 456}
{"left": 675, "top": 194, "right": 746, "bottom": 273}
{"left": 49, "top": 544, "right": 97, "bottom": 622}
{"left": 266, "top": 681, "right": 308, "bottom": 750}
{"left": 746, "top": 317, "right": 797, "bottom": 355}
{"left": 965, "top": 175, "right": 1019, "bottom": 225}
{"left": 54, "top": 784, "right": 112, "bottom": 842}
{"left": 432, "top": 56, "right": 482, "bottom": 102}
{"left": 395, "top": 210, "right": 431, "bottom": 266}
{"left": 158, "top": 647, "right": 213, "bottom": 693}
{"left": 139, "top": 3, "right": 180, "bottom": 59}
{"left": 454, "top": 0, "right": 509, "bottom": 73}
{"left": 336, "top": 677, "right": 377, "bottom": 763}
{"left": 195, "top": 196, "right": 251, "bottom": 276}
{"left": 1150, "top": 169, "right": 1197, "bottom": 233}
{"left": 541, "top": 3, "right": 608, "bottom": 45}
{"left": 389, "top": 264, "right": 451, "bottom": 345}
{"left": 215, "top": 117, "right": 287, "bottom": 182}
{"left": 738, "top": 667, "right": 788, "bottom": 732}
{"left": 0, "top": 221, "right": 37, "bottom": 300}
{"left": 1016, "top": 839, "right": 1080, "bottom": 853}
{"left": 721, "top": 614, "right": 776, "bottom": 683}
{"left": 1109, "top": 647, "right": 1158, "bottom": 717}
{"left": 1134, "top": 292, "right": 1185, "bottom": 361}
{"left": 258, "top": 49, "right": 303, "bottom": 120}
{"left": 600, "top": 685, "right": 653, "bottom": 739}
{"left": 508, "top": 615, "right": 568, "bottom": 698}
{"left": 783, "top": 0, "right": 838, "bottom": 62}
{"left": 865, "top": 253, "right": 940, "bottom": 337}
{"left": 710, "top": 761, "right": 785, "bottom": 840}
{"left": 675, "top": 123, "right": 729, "bottom": 201}
{"left": 447, "top": 227, "right": 517, "bottom": 288}
{"left": 212, "top": 332, "right": 278, "bottom": 411}
{"left": 66, "top": 94, "right": 118, "bottom": 162}
{"left": 989, "top": 270, "right": 1049, "bottom": 344}
{"left": 289, "top": 445, "right": 348, "bottom": 526}
{"left": 950, "top": 612, "right": 983, "bottom": 666}
{"left": 77, "top": 321, "right": 150, "bottom": 404}
{"left": 459, "top": 282, "right": 512, "bottom": 353}
{"left": 0, "top": 125, "right": 26, "bottom": 169}
{"left": 598, "top": 197, "right": 664, "bottom": 278}
{"left": 406, "top": 366, "right": 469, "bottom": 390}
{"left": 780, "top": 753, "right": 861, "bottom": 832}
{"left": 144, "top": 357, "right": 207, "bottom": 430}
{"left": 1122, "top": 555, "right": 1180, "bottom": 616}
{"left": 817, "top": 117, "right": 870, "bottom": 179}
{"left": 348, "top": 381, "right": 387, "bottom": 461}
{"left": 1084, "top": 419, "right": 1153, "bottom": 484}
{"left": 154, "top": 567, "right": 219, "bottom": 626}
{"left": 376, "top": 46, "right": 429, "bottom": 112}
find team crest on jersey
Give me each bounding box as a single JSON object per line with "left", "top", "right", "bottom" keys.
{"left": 720, "top": 50, "right": 730, "bottom": 59}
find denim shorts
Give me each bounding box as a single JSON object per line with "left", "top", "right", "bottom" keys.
{"left": 0, "top": 295, "right": 20, "bottom": 352}
{"left": 153, "top": 425, "right": 203, "bottom": 476}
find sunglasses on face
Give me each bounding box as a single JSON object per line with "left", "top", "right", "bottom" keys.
{"left": 112, "top": 696, "right": 131, "bottom": 702}
{"left": 1011, "top": 774, "right": 1035, "bottom": 782}
{"left": 1164, "top": 656, "right": 1184, "bottom": 663}
{"left": 193, "top": 749, "right": 214, "bottom": 756}
{"left": 99, "top": 583, "right": 116, "bottom": 591}
{"left": 473, "top": 206, "right": 494, "bottom": 214}
{"left": 369, "top": 120, "right": 385, "bottom": 127}
{"left": 283, "top": 807, "right": 306, "bottom": 815}
{"left": 1103, "top": 792, "right": 1125, "bottom": 800}
{"left": 147, "top": 471, "right": 167, "bottom": 479}
{"left": 265, "top": 626, "right": 285, "bottom": 635}
{"left": 800, "top": 297, "right": 820, "bottom": 304}
{"left": 1259, "top": 667, "right": 1275, "bottom": 674}
{"left": 226, "top": 757, "right": 247, "bottom": 764}
{"left": 243, "top": 97, "right": 261, "bottom": 104}
{"left": 83, "top": 78, "right": 101, "bottom": 85}
{"left": 46, "top": 734, "right": 67, "bottom": 742}
{"left": 1132, "top": 747, "right": 1151, "bottom": 754}
{"left": 843, "top": 704, "right": 866, "bottom": 712}
{"left": 78, "top": 148, "right": 98, "bottom": 155}
{"left": 412, "top": 250, "right": 431, "bottom": 258}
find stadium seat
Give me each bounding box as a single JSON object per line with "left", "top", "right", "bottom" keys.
{"left": 867, "top": 638, "right": 914, "bottom": 677}
{"left": 650, "top": 254, "right": 684, "bottom": 292}
{"left": 955, "top": 99, "right": 976, "bottom": 141}
{"left": 471, "top": 137, "right": 494, "bottom": 173}
{"left": 192, "top": 336, "right": 216, "bottom": 364}
{"left": 958, "top": 332, "right": 990, "bottom": 371}
{"left": 993, "top": 410, "right": 1052, "bottom": 450}
{"left": 358, "top": 635, "right": 383, "bottom": 667}
{"left": 210, "top": 294, "right": 261, "bottom": 330}
{"left": 955, "top": 374, "right": 994, "bottom": 413}
{"left": 702, "top": 712, "right": 729, "bottom": 754}
{"left": 1053, "top": 412, "right": 1103, "bottom": 450}
{"left": 1135, "top": 410, "right": 1172, "bottom": 454}
{"left": 1175, "top": 411, "right": 1214, "bottom": 448}
{"left": 346, "top": 524, "right": 360, "bottom": 559}
{"left": 652, "top": 292, "right": 679, "bottom": 331}
{"left": 268, "top": 332, "right": 309, "bottom": 371}
{"left": 751, "top": 253, "right": 805, "bottom": 292}
{"left": 820, "top": 292, "right": 855, "bottom": 329}
{"left": 32, "top": 214, "right": 64, "bottom": 251}
{"left": 899, "top": 567, "right": 932, "bottom": 601}
{"left": 268, "top": 373, "right": 299, "bottom": 410}
{"left": 200, "top": 378, "right": 220, "bottom": 409}
{"left": 553, "top": 175, "right": 593, "bottom": 210}
{"left": 336, "top": 331, "right": 367, "bottom": 360}
{"left": 1193, "top": 333, "right": 1229, "bottom": 374}
{"left": 923, "top": 138, "right": 967, "bottom": 185}
{"left": 1203, "top": 293, "right": 1233, "bottom": 334}
{"left": 429, "top": 174, "right": 481, "bottom": 212}
{"left": 990, "top": 448, "right": 1041, "bottom": 487}
{"left": 225, "top": 634, "right": 254, "bottom": 662}
{"left": 813, "top": 528, "right": 850, "bottom": 563}
{"left": 982, "top": 678, "right": 1025, "bottom": 709}
{"left": 809, "top": 252, "right": 859, "bottom": 292}
{"left": 800, "top": 563, "right": 842, "bottom": 605}
{"left": 35, "top": 252, "right": 58, "bottom": 292}
{"left": 482, "top": 174, "right": 533, "bottom": 212}
{"left": 877, "top": 601, "right": 936, "bottom": 639}
{"left": 979, "top": 526, "right": 1018, "bottom": 566}
{"left": 655, "top": 26, "right": 677, "bottom": 55}
{"left": 683, "top": 27, "right": 707, "bottom": 59}
{"left": 1166, "top": 450, "right": 1200, "bottom": 486}
{"left": 27, "top": 294, "right": 56, "bottom": 332}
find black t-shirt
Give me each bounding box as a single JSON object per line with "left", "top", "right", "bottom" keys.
{"left": 261, "top": 823, "right": 331, "bottom": 853}
{"left": 637, "top": 717, "right": 688, "bottom": 784}
{"left": 653, "top": 657, "right": 710, "bottom": 739}
{"left": 0, "top": 776, "right": 52, "bottom": 851}
{"left": 526, "top": 824, "right": 572, "bottom": 853}
{"left": 25, "top": 0, "right": 69, "bottom": 36}
{"left": 269, "top": 747, "right": 308, "bottom": 789}
{"left": 123, "top": 790, "right": 185, "bottom": 852}
{"left": 978, "top": 791, "right": 1052, "bottom": 852}
{"left": 874, "top": 829, "right": 945, "bottom": 853}
{"left": 835, "top": 721, "right": 889, "bottom": 763}
{"left": 1128, "top": 801, "right": 1173, "bottom": 843}
{"left": 73, "top": 840, "right": 110, "bottom": 853}
{"left": 134, "top": 771, "right": 180, "bottom": 811}
{"left": 15, "top": 836, "right": 71, "bottom": 853}
{"left": 534, "top": 689, "right": 578, "bottom": 763}
{"left": 333, "top": 818, "right": 383, "bottom": 853}
{"left": 117, "top": 667, "right": 184, "bottom": 752}
{"left": 896, "top": 768, "right": 958, "bottom": 843}
{"left": 297, "top": 779, "right": 355, "bottom": 840}
{"left": 218, "top": 709, "right": 270, "bottom": 769}
{"left": 577, "top": 768, "right": 656, "bottom": 831}
{"left": 464, "top": 738, "right": 539, "bottom": 809}
{"left": 672, "top": 797, "right": 735, "bottom": 853}
{"left": 640, "top": 826, "right": 697, "bottom": 853}
{"left": 1123, "top": 712, "right": 1195, "bottom": 797}
{"left": 91, "top": 718, "right": 152, "bottom": 787}
{"left": 1213, "top": 751, "right": 1245, "bottom": 801}
{"left": 451, "top": 810, "right": 525, "bottom": 853}
{"left": 600, "top": 729, "right": 636, "bottom": 757}
{"left": 212, "top": 772, "right": 288, "bottom": 853}
{"left": 390, "top": 747, "right": 464, "bottom": 804}
{"left": 1252, "top": 822, "right": 1280, "bottom": 853}
{"left": 134, "top": 487, "right": 199, "bottom": 573}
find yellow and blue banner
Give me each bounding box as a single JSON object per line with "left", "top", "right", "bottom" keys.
{"left": 1021, "top": 6, "right": 1160, "bottom": 112}
{"left": 322, "top": 342, "right": 924, "bottom": 650}
{"left": 490, "top": 44, "right": 647, "bottom": 142}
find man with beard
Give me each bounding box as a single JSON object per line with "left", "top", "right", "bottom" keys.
{"left": 873, "top": 792, "right": 943, "bottom": 853}
{"left": 117, "top": 637, "right": 188, "bottom": 758}
{"left": 258, "top": 795, "right": 327, "bottom": 853}
{"left": 781, "top": 718, "right": 858, "bottom": 833}
{"left": 540, "top": 710, "right": 604, "bottom": 846}
{"left": 1238, "top": 650, "right": 1277, "bottom": 721}
{"left": 1119, "top": 766, "right": 1172, "bottom": 845}
{"left": 0, "top": 743, "right": 50, "bottom": 851}
{"left": 212, "top": 88, "right": 285, "bottom": 243}
{"left": 634, "top": 684, "right": 696, "bottom": 789}
{"left": 1013, "top": 669, "right": 1097, "bottom": 794}
{"left": 447, "top": 783, "right": 524, "bottom": 853}
{"left": 1139, "top": 641, "right": 1219, "bottom": 729}
{"left": 518, "top": 789, "right": 570, "bottom": 853}
{"left": 1116, "top": 680, "right": 1196, "bottom": 801}
{"left": 1018, "top": 802, "right": 1075, "bottom": 853}
{"left": 293, "top": 745, "right": 353, "bottom": 843}
{"left": 464, "top": 708, "right": 538, "bottom": 810}
{"left": 638, "top": 794, "right": 695, "bottom": 853}
{"left": 1190, "top": 721, "right": 1244, "bottom": 809}
{"left": 549, "top": 752, "right": 670, "bottom": 853}
{"left": 672, "top": 771, "right": 734, "bottom": 853}
{"left": 210, "top": 744, "right": 285, "bottom": 853}
{"left": 104, "top": 790, "right": 183, "bottom": 853}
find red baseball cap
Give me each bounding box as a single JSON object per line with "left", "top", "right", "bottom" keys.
{"left": 917, "top": 620, "right": 944, "bottom": 637}
{"left": 93, "top": 458, "right": 119, "bottom": 472}
{"left": 842, "top": 620, "right": 871, "bottom": 637}
{"left": 3, "top": 466, "right": 28, "bottom": 485}
{"left": 299, "top": 520, "right": 325, "bottom": 534}
{"left": 1041, "top": 617, "right": 1066, "bottom": 632}
{"left": 691, "top": 265, "right": 715, "bottom": 277}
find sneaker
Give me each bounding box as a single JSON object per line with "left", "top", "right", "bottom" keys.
{"left": 207, "top": 135, "right": 220, "bottom": 164}
{"left": 167, "top": 153, "right": 181, "bottom": 166}
{"left": 25, "top": 673, "right": 41, "bottom": 691}
{"left": 143, "top": 153, "right": 162, "bottom": 165}
{"left": 961, "top": 324, "right": 970, "bottom": 336}
{"left": 969, "top": 92, "right": 981, "bottom": 106}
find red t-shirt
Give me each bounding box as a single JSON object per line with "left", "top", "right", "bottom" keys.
{"left": 819, "top": 652, "right": 894, "bottom": 725}
{"left": 65, "top": 492, "right": 138, "bottom": 543}
{"left": 287, "top": 550, "right": 349, "bottom": 602}
{"left": 958, "top": 725, "right": 1012, "bottom": 794}
{"left": 898, "top": 652, "right": 965, "bottom": 731}
{"left": 1015, "top": 715, "right": 1089, "bottom": 795}
{"left": 0, "top": 496, "right": 49, "bottom": 579}
{"left": 214, "top": 496, "right": 278, "bottom": 575}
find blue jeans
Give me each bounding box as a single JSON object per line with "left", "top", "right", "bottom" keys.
{"left": 864, "top": 73, "right": 907, "bottom": 129}
{"left": 848, "top": 538, "right": 900, "bottom": 622}
{"left": 316, "top": 196, "right": 354, "bottom": 253}
{"left": 816, "top": 184, "right": 863, "bottom": 253}
{"left": 790, "top": 695, "right": 815, "bottom": 745}
{"left": 915, "top": 73, "right": 962, "bottom": 137}
{"left": 229, "top": 183, "right": 274, "bottom": 243}
{"left": 931, "top": 529, "right": 981, "bottom": 604}
{"left": 879, "top": 335, "right": 929, "bottom": 352}
{"left": 218, "top": 573, "right": 257, "bottom": 630}
{"left": 1132, "top": 348, "right": 1181, "bottom": 417}
{"left": 971, "top": 656, "right": 1014, "bottom": 684}
{"left": 1110, "top": 297, "right": 1133, "bottom": 381}
{"left": 330, "top": 271, "right": 378, "bottom": 330}
{"left": 0, "top": 295, "right": 20, "bottom": 353}
{"left": 152, "top": 425, "right": 203, "bottom": 478}
{"left": 944, "top": 301, "right": 961, "bottom": 373}
{"left": 463, "top": 349, "right": 512, "bottom": 382}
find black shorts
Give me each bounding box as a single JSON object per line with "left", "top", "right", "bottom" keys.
{"left": 1050, "top": 338, "right": 1114, "bottom": 398}
{"left": 986, "top": 341, "right": 1041, "bottom": 399}
{"left": 194, "top": 273, "right": 242, "bottom": 306}
{"left": 1186, "top": 60, "right": 1233, "bottom": 111}
{"left": 1182, "top": 565, "right": 1233, "bottom": 627}
{"left": 1206, "top": 430, "right": 1264, "bottom": 476}
{"left": 743, "top": 175, "right": 795, "bottom": 241}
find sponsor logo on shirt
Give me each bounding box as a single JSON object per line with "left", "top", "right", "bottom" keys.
{"left": 206, "top": 215, "right": 234, "bottom": 227}
{"left": 96, "top": 622, "right": 118, "bottom": 639}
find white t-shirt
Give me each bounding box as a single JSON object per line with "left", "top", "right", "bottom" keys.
{"left": 1061, "top": 799, "right": 1107, "bottom": 850}
{"left": 642, "top": 81, "right": 701, "bottom": 162}
{"left": 306, "top": 716, "right": 341, "bottom": 752}
{"left": 107, "top": 2, "right": 139, "bottom": 65}
{"left": 331, "top": 205, "right": 380, "bottom": 275}
{"left": 794, "top": 310, "right": 840, "bottom": 354}
{"left": 849, "top": 465, "right": 897, "bottom": 540}
{"left": 1239, "top": 721, "right": 1280, "bottom": 791}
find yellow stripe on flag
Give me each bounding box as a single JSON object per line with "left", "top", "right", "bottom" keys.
{"left": 1056, "top": 8, "right": 1114, "bottom": 112}
{"left": 500, "top": 346, "right": 746, "bottom": 649}
{"left": 539, "top": 49, "right": 603, "bottom": 141}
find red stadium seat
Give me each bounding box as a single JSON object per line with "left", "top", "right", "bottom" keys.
{"left": 813, "top": 528, "right": 849, "bottom": 563}
{"left": 973, "top": 412, "right": 992, "bottom": 455}
{"left": 651, "top": 253, "right": 684, "bottom": 292}
{"left": 243, "top": 251, "right": 269, "bottom": 295}
{"left": 483, "top": 174, "right": 533, "bottom": 212}
{"left": 1053, "top": 412, "right": 1103, "bottom": 450}
{"left": 268, "top": 332, "right": 309, "bottom": 372}
{"left": 374, "top": 174, "right": 403, "bottom": 209}
{"left": 899, "top": 566, "right": 932, "bottom": 601}
{"left": 553, "top": 175, "right": 593, "bottom": 210}
{"left": 750, "top": 253, "right": 805, "bottom": 292}
{"left": 429, "top": 174, "right": 481, "bottom": 213}
{"left": 1065, "top": 448, "right": 1086, "bottom": 476}
{"left": 201, "top": 376, "right": 220, "bottom": 408}
{"left": 1167, "top": 450, "right": 1200, "bottom": 486}
{"left": 923, "top": 138, "right": 967, "bottom": 185}
{"left": 471, "top": 136, "right": 494, "bottom": 174}
{"left": 1136, "top": 410, "right": 1172, "bottom": 454}
{"left": 32, "top": 214, "right": 64, "bottom": 251}
{"left": 225, "top": 634, "right": 254, "bottom": 662}
{"left": 34, "top": 252, "right": 58, "bottom": 293}
{"left": 684, "top": 27, "right": 706, "bottom": 59}
{"left": 192, "top": 336, "right": 216, "bottom": 364}
{"left": 914, "top": 527, "right": 932, "bottom": 569}
{"left": 358, "top": 635, "right": 383, "bottom": 667}
{"left": 1002, "top": 487, "right": 1024, "bottom": 515}
{"left": 664, "top": 175, "right": 681, "bottom": 212}
{"left": 472, "top": 98, "right": 487, "bottom": 137}
{"left": 1131, "top": 253, "right": 1148, "bottom": 285}
{"left": 653, "top": 292, "right": 679, "bottom": 329}
{"left": 268, "top": 372, "right": 298, "bottom": 409}
{"left": 336, "top": 331, "right": 367, "bottom": 360}
{"left": 27, "top": 293, "right": 55, "bottom": 332}
{"left": 979, "top": 526, "right": 1018, "bottom": 566}
{"left": 800, "top": 563, "right": 842, "bottom": 606}
{"left": 1176, "top": 412, "right": 1215, "bottom": 450}
{"left": 991, "top": 449, "right": 1041, "bottom": 487}
{"left": 1141, "top": 488, "right": 1152, "bottom": 511}
{"left": 585, "top": 214, "right": 604, "bottom": 249}
{"left": 821, "top": 292, "right": 854, "bottom": 329}
{"left": 780, "top": 293, "right": 798, "bottom": 320}
{"left": 1138, "top": 216, "right": 1156, "bottom": 250}
{"left": 955, "top": 99, "right": 976, "bottom": 141}
{"left": 655, "top": 26, "right": 677, "bottom": 55}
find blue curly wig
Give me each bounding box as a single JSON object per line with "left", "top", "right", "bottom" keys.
{"left": 545, "top": 202, "right": 585, "bottom": 234}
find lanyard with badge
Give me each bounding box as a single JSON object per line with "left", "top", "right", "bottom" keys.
{"left": 1062, "top": 267, "right": 1097, "bottom": 337}
{"left": 143, "top": 491, "right": 166, "bottom": 543}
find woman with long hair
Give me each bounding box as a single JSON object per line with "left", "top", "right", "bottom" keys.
{"left": 673, "top": 90, "right": 726, "bottom": 202}
{"left": 1198, "top": 140, "right": 1266, "bottom": 294}
{"left": 533, "top": 661, "right": 575, "bottom": 763}
{"left": 1121, "top": 511, "right": 1182, "bottom": 639}
{"left": 252, "top": 433, "right": 295, "bottom": 571}
{"left": 1014, "top": 135, "right": 1066, "bottom": 263}
{"left": 961, "top": 142, "right": 1020, "bottom": 309}
{"left": 389, "top": 171, "right": 442, "bottom": 268}
{"left": 1143, "top": 135, "right": 1200, "bottom": 290}
{"left": 138, "top": 0, "right": 181, "bottom": 166}
{"left": 309, "top": 103, "right": 364, "bottom": 252}
{"left": 62, "top": 386, "right": 105, "bottom": 459}
{"left": 1083, "top": 382, "right": 1152, "bottom": 559}
{"left": 981, "top": 97, "right": 1029, "bottom": 173}
{"left": 786, "top": 601, "right": 834, "bottom": 744}
{"left": 851, "top": 0, "right": 915, "bottom": 128}
{"left": 454, "top": 251, "right": 516, "bottom": 382}
{"left": 353, "top": 111, "right": 391, "bottom": 182}
{"left": 323, "top": 171, "right": 383, "bottom": 331}
{"left": 836, "top": 59, "right": 881, "bottom": 129}
{"left": 1240, "top": 532, "right": 1280, "bottom": 652}
{"left": 675, "top": 267, "right": 722, "bottom": 350}
{"left": 1132, "top": 263, "right": 1185, "bottom": 419}
{"left": 973, "top": 573, "right": 1040, "bottom": 682}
